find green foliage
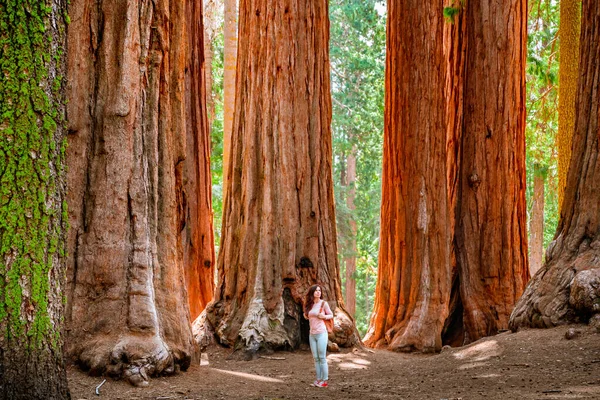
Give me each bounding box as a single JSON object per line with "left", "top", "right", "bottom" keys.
{"left": 330, "top": 0, "right": 385, "bottom": 337}
{"left": 0, "top": 0, "right": 66, "bottom": 349}
{"left": 209, "top": 26, "right": 225, "bottom": 250}
{"left": 443, "top": 0, "right": 465, "bottom": 23}
{"left": 525, "top": 0, "right": 560, "bottom": 252}
{"left": 443, "top": 7, "right": 460, "bottom": 24}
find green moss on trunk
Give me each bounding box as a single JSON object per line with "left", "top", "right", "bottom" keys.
{"left": 0, "top": 0, "right": 67, "bottom": 350}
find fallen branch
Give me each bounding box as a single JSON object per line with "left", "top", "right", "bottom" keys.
{"left": 95, "top": 379, "right": 106, "bottom": 396}
{"left": 259, "top": 356, "right": 286, "bottom": 360}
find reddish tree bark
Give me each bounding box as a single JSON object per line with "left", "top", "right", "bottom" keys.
{"left": 442, "top": 3, "right": 466, "bottom": 348}
{"left": 185, "top": 0, "right": 216, "bottom": 321}
{"left": 366, "top": 0, "right": 529, "bottom": 350}
{"left": 204, "top": 0, "right": 359, "bottom": 354}
{"left": 455, "top": 0, "right": 529, "bottom": 342}
{"left": 510, "top": 0, "right": 600, "bottom": 329}
{"left": 344, "top": 148, "right": 357, "bottom": 317}
{"left": 65, "top": 0, "right": 213, "bottom": 385}
{"left": 529, "top": 168, "right": 545, "bottom": 276}
{"left": 363, "top": 0, "right": 451, "bottom": 353}
{"left": 222, "top": 0, "right": 238, "bottom": 201}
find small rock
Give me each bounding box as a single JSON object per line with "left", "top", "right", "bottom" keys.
{"left": 327, "top": 341, "right": 339, "bottom": 352}
{"left": 565, "top": 327, "right": 581, "bottom": 340}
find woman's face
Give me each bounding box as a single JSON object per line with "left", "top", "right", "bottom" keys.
{"left": 313, "top": 286, "right": 322, "bottom": 299}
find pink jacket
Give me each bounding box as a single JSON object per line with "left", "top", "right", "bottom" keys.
{"left": 307, "top": 300, "right": 333, "bottom": 335}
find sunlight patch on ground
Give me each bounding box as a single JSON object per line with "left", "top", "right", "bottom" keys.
{"left": 212, "top": 368, "right": 283, "bottom": 383}
{"left": 473, "top": 373, "right": 501, "bottom": 378}
{"left": 540, "top": 394, "right": 586, "bottom": 399}
{"left": 337, "top": 362, "right": 368, "bottom": 370}
{"left": 200, "top": 353, "right": 209, "bottom": 366}
{"left": 327, "top": 353, "right": 372, "bottom": 371}
{"left": 328, "top": 353, "right": 372, "bottom": 370}
{"left": 457, "top": 361, "right": 490, "bottom": 370}
{"left": 566, "top": 385, "right": 600, "bottom": 395}
{"left": 453, "top": 340, "right": 502, "bottom": 362}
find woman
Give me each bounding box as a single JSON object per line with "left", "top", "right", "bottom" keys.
{"left": 304, "top": 284, "right": 333, "bottom": 388}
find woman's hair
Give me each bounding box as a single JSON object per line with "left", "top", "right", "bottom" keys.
{"left": 304, "top": 284, "right": 323, "bottom": 314}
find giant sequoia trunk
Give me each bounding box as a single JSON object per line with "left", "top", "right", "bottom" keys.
{"left": 366, "top": 0, "right": 529, "bottom": 351}
{"left": 0, "top": 1, "right": 70, "bottom": 398}
{"left": 363, "top": 0, "right": 452, "bottom": 353}
{"left": 65, "top": 0, "right": 213, "bottom": 385}
{"left": 222, "top": 0, "right": 238, "bottom": 201}
{"left": 205, "top": 0, "right": 359, "bottom": 354}
{"left": 454, "top": 0, "right": 529, "bottom": 342}
{"left": 510, "top": 0, "right": 600, "bottom": 329}
{"left": 185, "top": 0, "right": 216, "bottom": 321}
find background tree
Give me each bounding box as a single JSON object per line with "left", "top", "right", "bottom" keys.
{"left": 510, "top": 0, "right": 600, "bottom": 330}
{"left": 204, "top": 0, "right": 220, "bottom": 133}
{"left": 330, "top": 0, "right": 385, "bottom": 333}
{"left": 525, "top": 0, "right": 560, "bottom": 276}
{"left": 556, "top": 0, "right": 580, "bottom": 208}
{"left": 0, "top": 0, "right": 70, "bottom": 398}
{"left": 205, "top": 0, "right": 359, "bottom": 355}
{"left": 64, "top": 0, "right": 212, "bottom": 385}
{"left": 364, "top": 0, "right": 452, "bottom": 352}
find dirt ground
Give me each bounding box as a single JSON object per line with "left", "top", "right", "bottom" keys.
{"left": 68, "top": 324, "right": 600, "bottom": 400}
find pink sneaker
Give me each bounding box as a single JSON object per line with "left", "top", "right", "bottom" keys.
{"left": 311, "top": 380, "right": 321, "bottom": 387}
{"left": 317, "top": 381, "right": 328, "bottom": 388}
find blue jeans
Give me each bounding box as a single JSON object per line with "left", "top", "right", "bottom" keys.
{"left": 309, "top": 332, "right": 328, "bottom": 381}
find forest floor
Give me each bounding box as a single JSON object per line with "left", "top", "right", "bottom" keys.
{"left": 68, "top": 324, "right": 600, "bottom": 400}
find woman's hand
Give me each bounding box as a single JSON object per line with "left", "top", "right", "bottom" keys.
{"left": 318, "top": 313, "right": 326, "bottom": 319}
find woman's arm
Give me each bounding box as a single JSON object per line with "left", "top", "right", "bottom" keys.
{"left": 319, "top": 301, "right": 334, "bottom": 320}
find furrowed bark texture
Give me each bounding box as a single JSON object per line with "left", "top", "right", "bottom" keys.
{"left": 510, "top": 0, "right": 600, "bottom": 329}
{"left": 222, "top": 0, "right": 238, "bottom": 201}
{"left": 442, "top": 0, "right": 467, "bottom": 348}
{"left": 0, "top": 0, "right": 70, "bottom": 398}
{"left": 65, "top": 0, "right": 213, "bottom": 385}
{"left": 529, "top": 171, "right": 545, "bottom": 276}
{"left": 557, "top": 0, "right": 581, "bottom": 208}
{"left": 344, "top": 149, "right": 357, "bottom": 317}
{"left": 205, "top": 0, "right": 359, "bottom": 353}
{"left": 454, "top": 0, "right": 529, "bottom": 342}
{"left": 363, "top": 0, "right": 451, "bottom": 353}
{"left": 185, "top": 0, "right": 216, "bottom": 321}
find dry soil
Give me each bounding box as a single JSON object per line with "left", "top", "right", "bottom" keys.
{"left": 68, "top": 324, "right": 600, "bottom": 400}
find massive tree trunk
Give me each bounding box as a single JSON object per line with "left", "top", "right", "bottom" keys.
{"left": 344, "top": 148, "right": 357, "bottom": 317}
{"left": 529, "top": 167, "right": 545, "bottom": 276}
{"left": 185, "top": 0, "right": 216, "bottom": 321}
{"left": 454, "top": 0, "right": 529, "bottom": 342}
{"left": 442, "top": 0, "right": 466, "bottom": 349}
{"left": 0, "top": 1, "right": 70, "bottom": 398}
{"left": 366, "top": 0, "right": 529, "bottom": 351}
{"left": 557, "top": 0, "right": 581, "bottom": 208}
{"left": 205, "top": 0, "right": 359, "bottom": 355}
{"left": 363, "top": 0, "right": 451, "bottom": 353}
{"left": 510, "top": 0, "right": 600, "bottom": 329}
{"left": 222, "top": 0, "right": 238, "bottom": 201}
{"left": 65, "top": 0, "right": 213, "bottom": 385}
